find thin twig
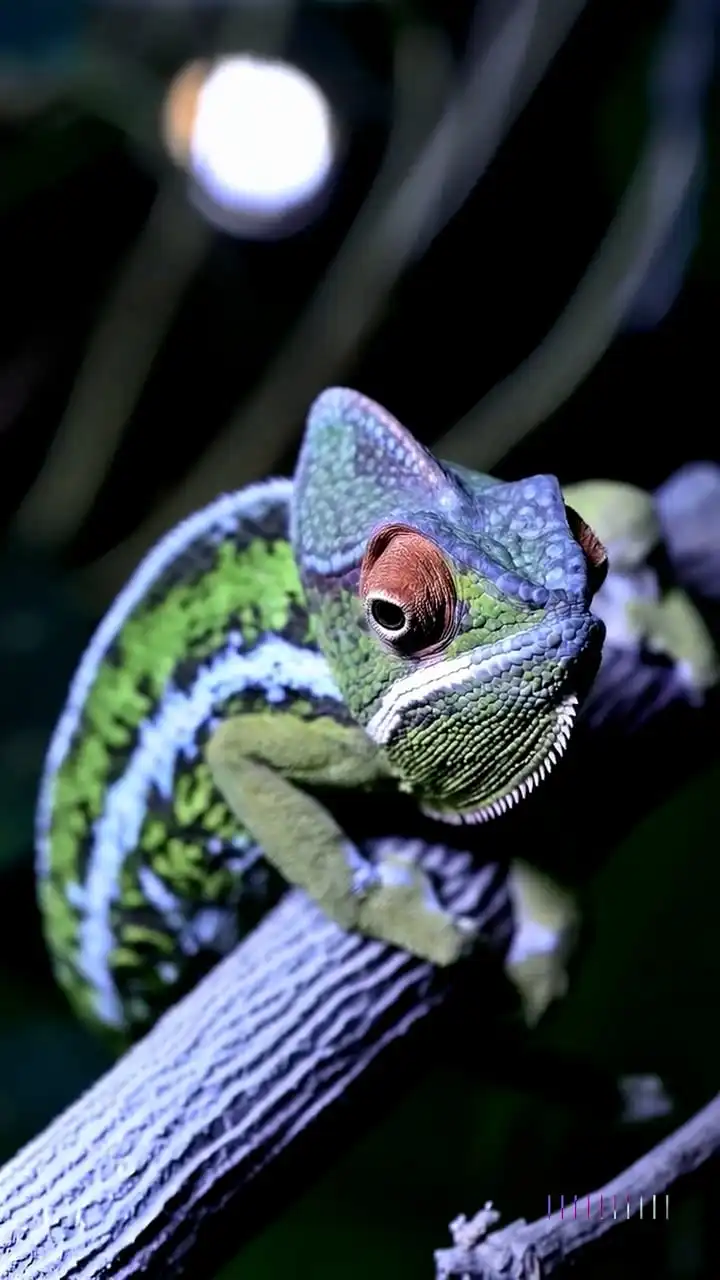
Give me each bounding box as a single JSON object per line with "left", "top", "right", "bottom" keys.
{"left": 435, "top": 1092, "right": 720, "bottom": 1279}
{"left": 14, "top": 184, "right": 209, "bottom": 549}
{"left": 436, "top": 0, "right": 717, "bottom": 470}
{"left": 14, "top": 0, "right": 298, "bottom": 553}
{"left": 407, "top": 0, "right": 588, "bottom": 265}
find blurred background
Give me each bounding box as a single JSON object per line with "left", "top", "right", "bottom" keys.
{"left": 0, "top": 0, "right": 718, "bottom": 1275}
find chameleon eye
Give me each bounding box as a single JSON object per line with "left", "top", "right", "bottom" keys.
{"left": 369, "top": 597, "right": 407, "bottom": 632}
{"left": 565, "top": 504, "right": 609, "bottom": 593}
{"left": 360, "top": 523, "right": 457, "bottom": 656}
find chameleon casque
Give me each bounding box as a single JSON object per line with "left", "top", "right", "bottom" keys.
{"left": 36, "top": 387, "right": 610, "bottom": 1042}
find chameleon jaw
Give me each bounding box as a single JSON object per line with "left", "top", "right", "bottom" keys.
{"left": 421, "top": 692, "right": 578, "bottom": 827}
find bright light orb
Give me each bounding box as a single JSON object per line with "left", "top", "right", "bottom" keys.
{"left": 164, "top": 55, "right": 336, "bottom": 234}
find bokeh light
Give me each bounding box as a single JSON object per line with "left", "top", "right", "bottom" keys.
{"left": 163, "top": 54, "right": 337, "bottom": 238}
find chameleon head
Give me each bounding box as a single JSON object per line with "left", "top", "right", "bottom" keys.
{"left": 292, "top": 387, "right": 608, "bottom": 824}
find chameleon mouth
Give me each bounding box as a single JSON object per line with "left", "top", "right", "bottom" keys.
{"left": 422, "top": 692, "right": 578, "bottom": 826}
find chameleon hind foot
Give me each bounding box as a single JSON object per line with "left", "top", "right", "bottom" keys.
{"left": 503, "top": 859, "right": 579, "bottom": 1026}
{"left": 358, "top": 853, "right": 478, "bottom": 966}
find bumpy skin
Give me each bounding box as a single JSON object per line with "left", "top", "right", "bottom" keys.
{"left": 36, "top": 388, "right": 607, "bottom": 1041}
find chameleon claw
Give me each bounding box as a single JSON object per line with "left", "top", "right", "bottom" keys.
{"left": 344, "top": 842, "right": 383, "bottom": 900}
{"left": 455, "top": 915, "right": 481, "bottom": 956}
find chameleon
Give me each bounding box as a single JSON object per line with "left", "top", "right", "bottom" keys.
{"left": 35, "top": 386, "right": 610, "bottom": 1044}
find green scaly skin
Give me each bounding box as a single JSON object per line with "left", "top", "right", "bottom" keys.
{"left": 36, "top": 388, "right": 609, "bottom": 1043}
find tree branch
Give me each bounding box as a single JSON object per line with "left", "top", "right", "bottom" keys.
{"left": 435, "top": 1091, "right": 720, "bottom": 1279}
{"left": 0, "top": 844, "right": 511, "bottom": 1278}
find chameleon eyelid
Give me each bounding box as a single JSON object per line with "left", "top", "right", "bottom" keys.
{"left": 564, "top": 504, "right": 609, "bottom": 593}
{"left": 360, "top": 522, "right": 457, "bottom": 656}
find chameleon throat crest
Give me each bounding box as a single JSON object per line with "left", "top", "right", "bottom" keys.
{"left": 363, "top": 619, "right": 584, "bottom": 826}
{"left": 420, "top": 693, "right": 577, "bottom": 825}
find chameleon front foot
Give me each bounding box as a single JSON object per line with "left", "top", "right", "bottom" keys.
{"left": 206, "top": 713, "right": 477, "bottom": 966}
{"left": 358, "top": 853, "right": 478, "bottom": 966}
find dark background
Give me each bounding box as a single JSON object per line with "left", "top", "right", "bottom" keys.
{"left": 0, "top": 1, "right": 718, "bottom": 1276}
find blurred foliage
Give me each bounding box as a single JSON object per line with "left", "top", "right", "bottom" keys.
{"left": 0, "top": 0, "right": 82, "bottom": 64}
{"left": 0, "top": 0, "right": 717, "bottom": 1276}
{"left": 0, "top": 549, "right": 92, "bottom": 868}
{"left": 597, "top": 7, "right": 720, "bottom": 288}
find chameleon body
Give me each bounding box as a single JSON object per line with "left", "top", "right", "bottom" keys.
{"left": 36, "top": 388, "right": 608, "bottom": 1041}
